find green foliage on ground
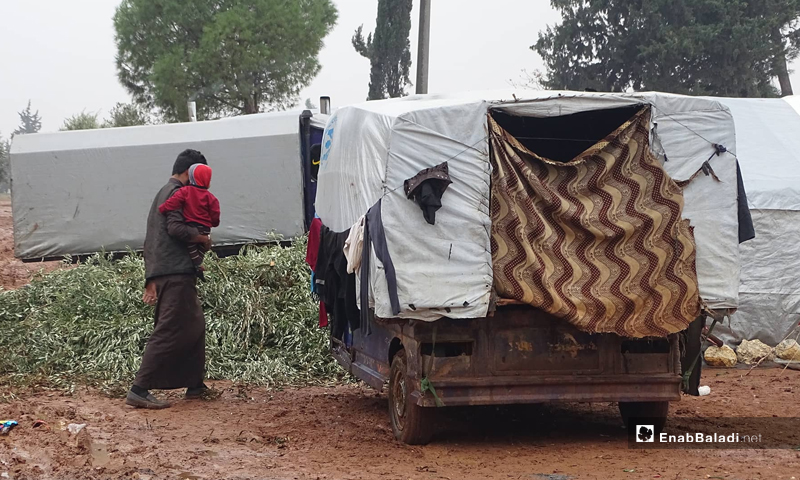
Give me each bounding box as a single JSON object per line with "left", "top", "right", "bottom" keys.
{"left": 0, "top": 240, "right": 341, "bottom": 395}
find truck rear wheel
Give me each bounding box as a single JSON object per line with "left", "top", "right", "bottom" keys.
{"left": 619, "top": 401, "right": 670, "bottom": 434}
{"left": 388, "top": 349, "right": 434, "bottom": 445}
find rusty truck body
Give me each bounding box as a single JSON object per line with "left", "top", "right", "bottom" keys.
{"left": 332, "top": 306, "right": 682, "bottom": 444}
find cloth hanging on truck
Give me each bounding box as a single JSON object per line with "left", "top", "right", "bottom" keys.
{"left": 343, "top": 216, "right": 365, "bottom": 275}
{"left": 403, "top": 162, "right": 453, "bottom": 225}
{"left": 489, "top": 107, "right": 701, "bottom": 338}
{"left": 314, "top": 225, "right": 359, "bottom": 338}
{"left": 735, "top": 161, "right": 755, "bottom": 244}
{"left": 305, "top": 216, "right": 328, "bottom": 328}
{"left": 360, "top": 200, "right": 401, "bottom": 334}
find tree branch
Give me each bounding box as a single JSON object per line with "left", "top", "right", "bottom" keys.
{"left": 207, "top": 94, "right": 244, "bottom": 112}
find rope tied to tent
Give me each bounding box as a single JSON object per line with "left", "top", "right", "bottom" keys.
{"left": 697, "top": 144, "right": 728, "bottom": 181}
{"left": 379, "top": 134, "right": 490, "bottom": 200}
{"left": 648, "top": 104, "right": 743, "bottom": 189}
{"left": 675, "top": 143, "right": 728, "bottom": 188}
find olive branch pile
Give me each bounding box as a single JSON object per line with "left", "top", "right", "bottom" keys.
{"left": 0, "top": 239, "right": 342, "bottom": 395}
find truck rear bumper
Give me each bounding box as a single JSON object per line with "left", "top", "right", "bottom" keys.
{"left": 412, "top": 374, "right": 682, "bottom": 407}
{"left": 340, "top": 308, "right": 685, "bottom": 408}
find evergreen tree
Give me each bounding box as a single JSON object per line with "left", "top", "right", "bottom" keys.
{"left": 0, "top": 132, "right": 10, "bottom": 190}
{"left": 102, "top": 102, "right": 150, "bottom": 128}
{"left": 114, "top": 0, "right": 338, "bottom": 121}
{"left": 61, "top": 112, "right": 100, "bottom": 131}
{"left": 352, "top": 0, "right": 413, "bottom": 100}
{"left": 535, "top": 0, "right": 800, "bottom": 97}
{"left": 13, "top": 101, "right": 42, "bottom": 136}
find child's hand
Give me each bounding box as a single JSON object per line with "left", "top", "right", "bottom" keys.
{"left": 191, "top": 234, "right": 212, "bottom": 251}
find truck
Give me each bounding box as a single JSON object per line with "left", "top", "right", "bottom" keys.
{"left": 9, "top": 104, "right": 330, "bottom": 261}
{"left": 314, "top": 90, "right": 747, "bottom": 444}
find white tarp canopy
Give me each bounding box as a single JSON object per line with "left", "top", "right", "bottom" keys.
{"left": 316, "top": 90, "right": 741, "bottom": 322}
{"left": 11, "top": 110, "right": 327, "bottom": 260}
{"left": 709, "top": 96, "right": 800, "bottom": 346}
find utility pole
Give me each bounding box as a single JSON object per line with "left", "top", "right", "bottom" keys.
{"left": 416, "top": 0, "right": 431, "bottom": 94}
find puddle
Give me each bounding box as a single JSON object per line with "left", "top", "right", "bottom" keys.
{"left": 90, "top": 442, "right": 110, "bottom": 467}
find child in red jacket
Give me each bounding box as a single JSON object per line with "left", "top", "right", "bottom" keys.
{"left": 159, "top": 163, "right": 220, "bottom": 279}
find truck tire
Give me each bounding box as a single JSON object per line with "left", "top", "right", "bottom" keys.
{"left": 388, "top": 349, "right": 434, "bottom": 445}
{"left": 619, "top": 401, "right": 670, "bottom": 435}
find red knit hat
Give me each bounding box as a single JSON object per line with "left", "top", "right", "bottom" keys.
{"left": 189, "top": 163, "right": 212, "bottom": 188}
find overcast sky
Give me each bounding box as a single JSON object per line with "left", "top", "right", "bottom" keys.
{"left": 1, "top": 1, "right": 798, "bottom": 137}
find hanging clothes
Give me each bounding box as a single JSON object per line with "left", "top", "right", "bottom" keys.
{"left": 343, "top": 216, "right": 365, "bottom": 275}
{"left": 315, "top": 225, "right": 360, "bottom": 339}
{"left": 360, "top": 199, "right": 401, "bottom": 334}
{"left": 306, "top": 216, "right": 322, "bottom": 269}
{"left": 736, "top": 161, "right": 755, "bottom": 244}
{"left": 305, "top": 216, "right": 328, "bottom": 328}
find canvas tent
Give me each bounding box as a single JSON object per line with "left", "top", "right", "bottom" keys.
{"left": 709, "top": 96, "right": 800, "bottom": 346}
{"left": 10, "top": 110, "right": 327, "bottom": 260}
{"left": 316, "top": 90, "right": 742, "bottom": 324}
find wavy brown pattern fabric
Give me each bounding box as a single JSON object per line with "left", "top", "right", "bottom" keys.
{"left": 489, "top": 107, "right": 700, "bottom": 338}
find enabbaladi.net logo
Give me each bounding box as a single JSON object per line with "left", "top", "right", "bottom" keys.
{"left": 626, "top": 417, "right": 800, "bottom": 449}
{"left": 636, "top": 425, "right": 761, "bottom": 445}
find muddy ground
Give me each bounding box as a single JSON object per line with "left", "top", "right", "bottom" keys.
{"left": 1, "top": 369, "right": 800, "bottom": 480}
{"left": 2, "top": 198, "right": 800, "bottom": 480}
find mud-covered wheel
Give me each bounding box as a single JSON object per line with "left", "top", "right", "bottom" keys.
{"left": 619, "top": 401, "right": 670, "bottom": 435}
{"left": 388, "top": 349, "right": 434, "bottom": 445}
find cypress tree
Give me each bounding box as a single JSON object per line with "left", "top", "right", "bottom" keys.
{"left": 352, "top": 0, "right": 413, "bottom": 100}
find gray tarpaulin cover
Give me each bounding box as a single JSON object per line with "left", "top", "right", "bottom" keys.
{"left": 10, "top": 110, "right": 327, "bottom": 260}
{"left": 316, "top": 90, "right": 741, "bottom": 322}
{"left": 710, "top": 96, "right": 800, "bottom": 346}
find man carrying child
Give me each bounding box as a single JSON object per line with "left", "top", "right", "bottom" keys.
{"left": 126, "top": 149, "right": 214, "bottom": 409}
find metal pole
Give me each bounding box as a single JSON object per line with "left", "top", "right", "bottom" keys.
{"left": 187, "top": 101, "right": 197, "bottom": 122}
{"left": 416, "top": 0, "right": 431, "bottom": 95}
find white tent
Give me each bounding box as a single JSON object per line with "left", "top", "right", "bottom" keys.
{"left": 710, "top": 96, "right": 800, "bottom": 346}
{"left": 11, "top": 110, "right": 327, "bottom": 260}
{"left": 316, "top": 90, "right": 741, "bottom": 322}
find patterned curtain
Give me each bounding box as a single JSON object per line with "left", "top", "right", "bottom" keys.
{"left": 489, "top": 107, "right": 700, "bottom": 338}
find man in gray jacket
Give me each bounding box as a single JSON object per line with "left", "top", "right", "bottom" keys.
{"left": 126, "top": 149, "right": 212, "bottom": 409}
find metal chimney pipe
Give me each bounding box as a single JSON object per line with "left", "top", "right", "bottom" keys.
{"left": 319, "top": 96, "right": 331, "bottom": 115}
{"left": 187, "top": 101, "right": 197, "bottom": 122}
